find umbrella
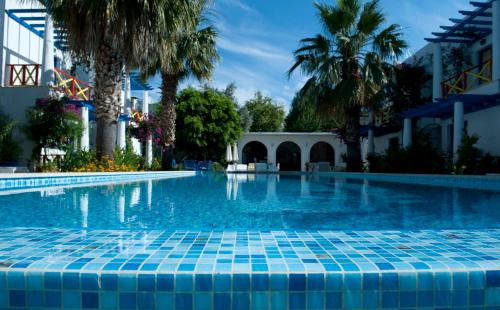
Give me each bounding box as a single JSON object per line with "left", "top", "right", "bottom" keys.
{"left": 232, "top": 143, "right": 239, "bottom": 163}
{"left": 225, "top": 144, "right": 233, "bottom": 162}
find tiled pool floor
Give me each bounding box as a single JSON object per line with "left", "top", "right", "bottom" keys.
{"left": 0, "top": 228, "right": 499, "bottom": 309}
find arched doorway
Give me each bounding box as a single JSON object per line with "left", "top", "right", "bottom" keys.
{"left": 276, "top": 141, "right": 301, "bottom": 171}
{"left": 242, "top": 141, "right": 267, "bottom": 164}
{"left": 309, "top": 142, "right": 335, "bottom": 166}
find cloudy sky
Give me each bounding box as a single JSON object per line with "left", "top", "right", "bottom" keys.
{"left": 145, "top": 0, "right": 472, "bottom": 111}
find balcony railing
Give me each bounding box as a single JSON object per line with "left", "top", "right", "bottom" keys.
{"left": 6, "top": 65, "right": 93, "bottom": 101}
{"left": 441, "top": 59, "right": 492, "bottom": 97}
{"left": 7, "top": 64, "right": 40, "bottom": 86}
{"left": 54, "top": 68, "right": 93, "bottom": 100}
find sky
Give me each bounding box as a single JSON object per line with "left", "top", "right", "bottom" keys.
{"left": 145, "top": 0, "right": 473, "bottom": 111}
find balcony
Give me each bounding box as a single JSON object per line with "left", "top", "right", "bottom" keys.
{"left": 7, "top": 64, "right": 40, "bottom": 86}
{"left": 6, "top": 64, "right": 93, "bottom": 100}
{"left": 441, "top": 59, "right": 492, "bottom": 97}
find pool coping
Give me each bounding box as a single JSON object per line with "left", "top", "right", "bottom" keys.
{"left": 0, "top": 171, "right": 197, "bottom": 191}
{"left": 274, "top": 172, "right": 500, "bottom": 190}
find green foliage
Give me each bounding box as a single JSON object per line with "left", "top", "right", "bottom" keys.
{"left": 176, "top": 86, "right": 242, "bottom": 161}
{"left": 288, "top": 0, "right": 407, "bottom": 171}
{"left": 24, "top": 98, "right": 84, "bottom": 161}
{"left": 454, "top": 132, "right": 482, "bottom": 175}
{"left": 211, "top": 161, "right": 225, "bottom": 172}
{"left": 284, "top": 93, "right": 339, "bottom": 132}
{"left": 385, "top": 62, "right": 432, "bottom": 119}
{"left": 367, "top": 131, "right": 447, "bottom": 174}
{"left": 59, "top": 150, "right": 97, "bottom": 172}
{"left": 243, "top": 92, "right": 285, "bottom": 132}
{"left": 58, "top": 146, "right": 145, "bottom": 172}
{"left": 238, "top": 106, "right": 253, "bottom": 132}
{"left": 0, "top": 109, "right": 21, "bottom": 162}
{"left": 114, "top": 146, "right": 145, "bottom": 170}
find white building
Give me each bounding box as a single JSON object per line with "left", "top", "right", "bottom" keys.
{"left": 363, "top": 0, "right": 500, "bottom": 162}
{"left": 0, "top": 0, "right": 153, "bottom": 168}
{"left": 236, "top": 132, "right": 346, "bottom": 172}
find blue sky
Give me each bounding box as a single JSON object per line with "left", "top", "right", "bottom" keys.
{"left": 146, "top": 0, "right": 472, "bottom": 111}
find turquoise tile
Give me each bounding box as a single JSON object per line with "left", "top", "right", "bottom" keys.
{"left": 63, "top": 291, "right": 80, "bottom": 309}
{"left": 252, "top": 292, "right": 269, "bottom": 310}
{"left": 270, "top": 291, "right": 288, "bottom": 310}
{"left": 100, "top": 292, "right": 118, "bottom": 309}
{"left": 157, "top": 293, "right": 174, "bottom": 310}
{"left": 194, "top": 293, "right": 212, "bottom": 310}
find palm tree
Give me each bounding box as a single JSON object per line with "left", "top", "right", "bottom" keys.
{"left": 40, "top": 0, "right": 199, "bottom": 157}
{"left": 288, "top": 0, "right": 406, "bottom": 171}
{"left": 142, "top": 0, "right": 218, "bottom": 168}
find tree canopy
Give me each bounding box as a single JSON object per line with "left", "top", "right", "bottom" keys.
{"left": 284, "top": 93, "right": 341, "bottom": 132}
{"left": 241, "top": 92, "right": 285, "bottom": 132}
{"left": 288, "top": 0, "right": 406, "bottom": 171}
{"left": 175, "top": 86, "right": 241, "bottom": 161}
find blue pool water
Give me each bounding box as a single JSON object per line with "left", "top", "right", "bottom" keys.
{"left": 1, "top": 174, "right": 499, "bottom": 230}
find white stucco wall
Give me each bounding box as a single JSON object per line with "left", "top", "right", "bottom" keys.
{"left": 0, "top": 0, "right": 72, "bottom": 86}
{"left": 237, "top": 132, "right": 347, "bottom": 171}
{"left": 440, "top": 104, "right": 500, "bottom": 155}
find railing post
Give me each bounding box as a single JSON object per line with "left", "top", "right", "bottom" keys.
{"left": 9, "top": 65, "right": 13, "bottom": 86}
{"left": 463, "top": 72, "right": 467, "bottom": 91}
{"left": 21, "top": 65, "right": 26, "bottom": 86}
{"left": 35, "top": 65, "right": 40, "bottom": 86}
{"left": 71, "top": 79, "right": 75, "bottom": 97}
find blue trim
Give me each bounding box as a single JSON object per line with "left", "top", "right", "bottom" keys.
{"left": 5, "top": 9, "right": 68, "bottom": 50}
{"left": 449, "top": 18, "right": 491, "bottom": 25}
{"left": 19, "top": 16, "right": 45, "bottom": 21}
{"left": 6, "top": 8, "right": 46, "bottom": 13}
{"left": 401, "top": 94, "right": 500, "bottom": 119}
{"left": 426, "top": 1, "right": 493, "bottom": 44}
{"left": 67, "top": 100, "right": 94, "bottom": 111}
{"left": 5, "top": 10, "right": 43, "bottom": 38}
{"left": 119, "top": 114, "right": 132, "bottom": 121}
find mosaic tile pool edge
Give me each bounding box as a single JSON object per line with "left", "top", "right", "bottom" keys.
{"left": 0, "top": 228, "right": 498, "bottom": 309}
{"left": 0, "top": 171, "right": 196, "bottom": 191}
{"left": 327, "top": 172, "right": 500, "bottom": 190}
{"left": 0, "top": 269, "right": 499, "bottom": 309}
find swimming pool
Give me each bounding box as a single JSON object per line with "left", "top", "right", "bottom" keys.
{"left": 1, "top": 173, "right": 499, "bottom": 230}
{"left": 0, "top": 172, "right": 499, "bottom": 309}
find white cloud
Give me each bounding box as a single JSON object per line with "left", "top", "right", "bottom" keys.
{"left": 216, "top": 0, "right": 259, "bottom": 15}
{"left": 218, "top": 37, "right": 292, "bottom": 64}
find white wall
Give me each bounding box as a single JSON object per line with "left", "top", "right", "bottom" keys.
{"left": 1, "top": 0, "right": 72, "bottom": 86}
{"left": 440, "top": 105, "right": 500, "bottom": 155}
{"left": 237, "top": 132, "right": 347, "bottom": 171}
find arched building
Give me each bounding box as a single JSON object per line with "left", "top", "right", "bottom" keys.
{"left": 237, "top": 132, "right": 347, "bottom": 172}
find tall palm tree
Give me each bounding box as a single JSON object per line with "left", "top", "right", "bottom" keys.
{"left": 143, "top": 0, "right": 218, "bottom": 168}
{"left": 40, "top": 0, "right": 199, "bottom": 157}
{"left": 289, "top": 0, "right": 406, "bottom": 171}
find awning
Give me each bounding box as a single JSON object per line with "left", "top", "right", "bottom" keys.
{"left": 425, "top": 1, "right": 492, "bottom": 45}
{"left": 401, "top": 94, "right": 500, "bottom": 119}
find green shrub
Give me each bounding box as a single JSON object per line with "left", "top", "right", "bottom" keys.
{"left": 367, "top": 130, "right": 447, "bottom": 174}
{"left": 454, "top": 132, "right": 481, "bottom": 174}
{"left": 211, "top": 161, "right": 224, "bottom": 172}
{"left": 0, "top": 110, "right": 21, "bottom": 162}
{"left": 24, "top": 97, "right": 83, "bottom": 163}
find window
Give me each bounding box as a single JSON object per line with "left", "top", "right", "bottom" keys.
{"left": 478, "top": 46, "right": 492, "bottom": 82}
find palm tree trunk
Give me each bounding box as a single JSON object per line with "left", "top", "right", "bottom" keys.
{"left": 344, "top": 105, "right": 363, "bottom": 172}
{"left": 160, "top": 72, "right": 180, "bottom": 169}
{"left": 93, "top": 42, "right": 123, "bottom": 158}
